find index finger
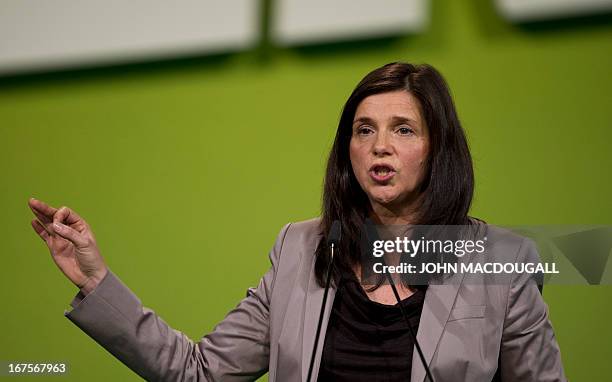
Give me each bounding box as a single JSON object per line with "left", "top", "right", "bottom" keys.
{"left": 28, "top": 198, "right": 58, "bottom": 221}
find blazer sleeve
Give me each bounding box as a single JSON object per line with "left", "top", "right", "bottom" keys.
{"left": 498, "top": 238, "right": 567, "bottom": 381}
{"left": 64, "top": 223, "right": 292, "bottom": 382}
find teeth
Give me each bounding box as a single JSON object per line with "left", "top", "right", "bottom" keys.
{"left": 375, "top": 168, "right": 390, "bottom": 175}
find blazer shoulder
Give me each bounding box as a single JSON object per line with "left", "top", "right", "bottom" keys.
{"left": 275, "top": 217, "right": 322, "bottom": 261}
{"left": 485, "top": 224, "right": 527, "bottom": 244}
{"left": 483, "top": 224, "right": 536, "bottom": 262}
{"left": 288, "top": 216, "right": 321, "bottom": 232}
{"left": 284, "top": 217, "right": 322, "bottom": 241}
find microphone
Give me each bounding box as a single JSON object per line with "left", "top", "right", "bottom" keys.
{"left": 328, "top": 220, "right": 341, "bottom": 248}
{"left": 364, "top": 218, "right": 436, "bottom": 382}
{"left": 307, "top": 220, "right": 340, "bottom": 382}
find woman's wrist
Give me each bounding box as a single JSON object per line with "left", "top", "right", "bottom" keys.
{"left": 78, "top": 268, "right": 108, "bottom": 295}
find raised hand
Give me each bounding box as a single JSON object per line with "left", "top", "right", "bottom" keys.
{"left": 28, "top": 198, "right": 108, "bottom": 295}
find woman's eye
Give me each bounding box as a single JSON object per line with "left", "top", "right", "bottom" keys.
{"left": 356, "top": 126, "right": 374, "bottom": 135}
{"left": 397, "top": 126, "right": 414, "bottom": 135}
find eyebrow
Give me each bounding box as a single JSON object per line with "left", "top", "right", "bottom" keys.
{"left": 353, "top": 115, "right": 420, "bottom": 126}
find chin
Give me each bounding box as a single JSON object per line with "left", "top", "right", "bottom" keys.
{"left": 369, "top": 191, "right": 401, "bottom": 206}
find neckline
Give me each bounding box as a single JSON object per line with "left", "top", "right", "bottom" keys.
{"left": 341, "top": 271, "right": 425, "bottom": 309}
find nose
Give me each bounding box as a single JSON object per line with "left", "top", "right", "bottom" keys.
{"left": 372, "top": 131, "right": 391, "bottom": 157}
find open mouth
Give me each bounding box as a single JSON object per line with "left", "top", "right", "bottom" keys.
{"left": 369, "top": 164, "right": 396, "bottom": 182}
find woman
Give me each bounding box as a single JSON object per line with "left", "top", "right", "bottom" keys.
{"left": 29, "top": 62, "right": 566, "bottom": 381}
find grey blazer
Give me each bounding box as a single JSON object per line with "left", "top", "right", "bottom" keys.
{"left": 64, "top": 217, "right": 567, "bottom": 381}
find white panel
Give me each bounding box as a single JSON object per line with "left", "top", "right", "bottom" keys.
{"left": 272, "top": 0, "right": 428, "bottom": 46}
{"left": 495, "top": 0, "right": 612, "bottom": 22}
{"left": 0, "top": 0, "right": 258, "bottom": 75}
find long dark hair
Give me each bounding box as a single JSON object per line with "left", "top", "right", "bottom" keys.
{"left": 315, "top": 62, "right": 476, "bottom": 288}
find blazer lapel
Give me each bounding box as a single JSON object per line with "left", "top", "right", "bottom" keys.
{"left": 411, "top": 223, "right": 489, "bottom": 382}
{"left": 410, "top": 278, "right": 463, "bottom": 382}
{"left": 301, "top": 253, "right": 337, "bottom": 382}
{"left": 411, "top": 232, "right": 489, "bottom": 382}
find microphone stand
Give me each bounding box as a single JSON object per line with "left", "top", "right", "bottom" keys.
{"left": 306, "top": 242, "right": 335, "bottom": 382}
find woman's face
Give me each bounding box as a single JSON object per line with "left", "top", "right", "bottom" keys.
{"left": 349, "top": 90, "right": 429, "bottom": 213}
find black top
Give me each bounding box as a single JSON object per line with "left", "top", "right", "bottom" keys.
{"left": 317, "top": 273, "right": 425, "bottom": 382}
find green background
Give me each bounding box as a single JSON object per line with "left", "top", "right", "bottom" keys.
{"left": 1, "top": 0, "right": 611, "bottom": 380}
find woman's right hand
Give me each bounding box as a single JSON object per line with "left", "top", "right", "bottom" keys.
{"left": 28, "top": 198, "right": 108, "bottom": 295}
